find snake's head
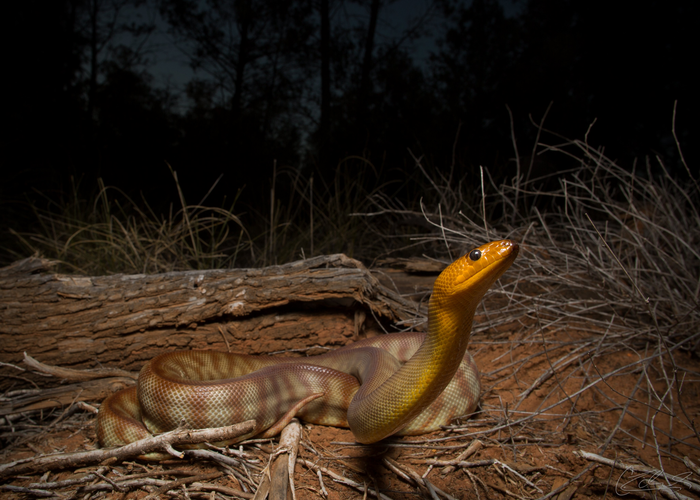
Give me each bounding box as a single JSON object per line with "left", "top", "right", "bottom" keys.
{"left": 433, "top": 239, "right": 519, "bottom": 308}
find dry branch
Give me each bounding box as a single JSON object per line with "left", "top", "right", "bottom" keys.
{"left": 383, "top": 456, "right": 458, "bottom": 500}
{"left": 298, "top": 458, "right": 393, "bottom": 500}
{"left": 142, "top": 471, "right": 223, "bottom": 500}
{"left": 575, "top": 450, "right": 700, "bottom": 495}
{"left": 0, "top": 420, "right": 255, "bottom": 479}
{"left": 22, "top": 352, "right": 138, "bottom": 381}
{"left": 255, "top": 419, "right": 302, "bottom": 500}
{"left": 0, "top": 379, "right": 134, "bottom": 419}
{"left": 440, "top": 438, "right": 483, "bottom": 475}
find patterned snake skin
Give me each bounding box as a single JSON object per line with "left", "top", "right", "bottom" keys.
{"left": 96, "top": 240, "right": 518, "bottom": 451}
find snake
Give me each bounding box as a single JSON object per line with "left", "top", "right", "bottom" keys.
{"left": 96, "top": 239, "right": 518, "bottom": 451}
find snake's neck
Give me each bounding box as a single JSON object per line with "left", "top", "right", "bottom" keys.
{"left": 417, "top": 291, "right": 478, "bottom": 391}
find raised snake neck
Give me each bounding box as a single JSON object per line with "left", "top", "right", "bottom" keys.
{"left": 96, "top": 240, "right": 518, "bottom": 452}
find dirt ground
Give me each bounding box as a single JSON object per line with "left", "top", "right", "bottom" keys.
{"left": 2, "top": 271, "right": 700, "bottom": 499}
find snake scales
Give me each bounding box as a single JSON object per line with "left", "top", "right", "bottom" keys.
{"left": 97, "top": 240, "right": 518, "bottom": 450}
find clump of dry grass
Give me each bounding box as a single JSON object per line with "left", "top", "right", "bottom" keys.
{"left": 8, "top": 170, "right": 253, "bottom": 275}
{"left": 253, "top": 158, "right": 396, "bottom": 267}
{"left": 6, "top": 158, "right": 397, "bottom": 274}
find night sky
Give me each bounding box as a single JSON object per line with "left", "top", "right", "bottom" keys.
{"left": 2, "top": 0, "right": 697, "bottom": 237}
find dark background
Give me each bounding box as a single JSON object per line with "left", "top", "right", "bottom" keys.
{"left": 2, "top": 0, "right": 697, "bottom": 233}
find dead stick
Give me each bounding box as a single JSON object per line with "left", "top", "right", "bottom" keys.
{"left": 189, "top": 482, "right": 254, "bottom": 499}
{"left": 298, "top": 459, "right": 393, "bottom": 500}
{"left": 269, "top": 455, "right": 289, "bottom": 500}
{"left": 419, "top": 459, "right": 495, "bottom": 468}
{"left": 383, "top": 457, "right": 457, "bottom": 500}
{"left": 0, "top": 485, "right": 55, "bottom": 497}
{"left": 23, "top": 352, "right": 138, "bottom": 381}
{"left": 0, "top": 420, "right": 255, "bottom": 479}
{"left": 143, "top": 471, "right": 223, "bottom": 500}
{"left": 276, "top": 418, "right": 302, "bottom": 500}
{"left": 575, "top": 450, "right": 700, "bottom": 494}
{"left": 441, "top": 439, "right": 483, "bottom": 475}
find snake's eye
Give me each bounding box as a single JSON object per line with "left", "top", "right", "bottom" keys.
{"left": 468, "top": 249, "right": 482, "bottom": 261}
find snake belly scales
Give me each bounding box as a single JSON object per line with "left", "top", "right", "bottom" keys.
{"left": 97, "top": 240, "right": 518, "bottom": 451}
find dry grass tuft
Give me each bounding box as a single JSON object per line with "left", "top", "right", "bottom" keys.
{"left": 8, "top": 171, "right": 254, "bottom": 275}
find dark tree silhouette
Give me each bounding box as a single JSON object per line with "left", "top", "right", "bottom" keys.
{"left": 426, "top": 0, "right": 698, "bottom": 174}
{"left": 2, "top": 0, "right": 697, "bottom": 238}
{"left": 160, "top": 0, "right": 314, "bottom": 134}
{"left": 157, "top": 0, "right": 316, "bottom": 199}
{"left": 430, "top": 0, "right": 520, "bottom": 171}
{"left": 311, "top": 0, "right": 438, "bottom": 180}
{"left": 318, "top": 0, "right": 332, "bottom": 171}
{"left": 4, "top": 0, "right": 86, "bottom": 189}
{"left": 357, "top": 0, "right": 382, "bottom": 115}
{"left": 80, "top": 0, "right": 154, "bottom": 123}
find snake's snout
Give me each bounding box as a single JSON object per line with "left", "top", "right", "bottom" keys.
{"left": 488, "top": 238, "right": 518, "bottom": 258}
{"left": 482, "top": 238, "right": 519, "bottom": 282}
{"left": 480, "top": 239, "right": 519, "bottom": 273}
{"left": 502, "top": 239, "right": 519, "bottom": 259}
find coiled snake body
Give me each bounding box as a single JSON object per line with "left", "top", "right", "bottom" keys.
{"left": 97, "top": 240, "right": 518, "bottom": 450}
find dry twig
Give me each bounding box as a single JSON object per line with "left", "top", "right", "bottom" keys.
{"left": 0, "top": 420, "right": 255, "bottom": 479}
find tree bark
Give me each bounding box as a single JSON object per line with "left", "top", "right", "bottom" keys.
{"left": 0, "top": 254, "right": 424, "bottom": 373}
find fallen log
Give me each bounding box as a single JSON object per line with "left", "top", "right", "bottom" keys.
{"left": 0, "top": 254, "right": 424, "bottom": 373}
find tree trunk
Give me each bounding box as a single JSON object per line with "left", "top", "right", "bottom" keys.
{"left": 0, "top": 254, "right": 423, "bottom": 373}
{"left": 358, "top": 0, "right": 381, "bottom": 113}
{"left": 319, "top": 0, "right": 331, "bottom": 169}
